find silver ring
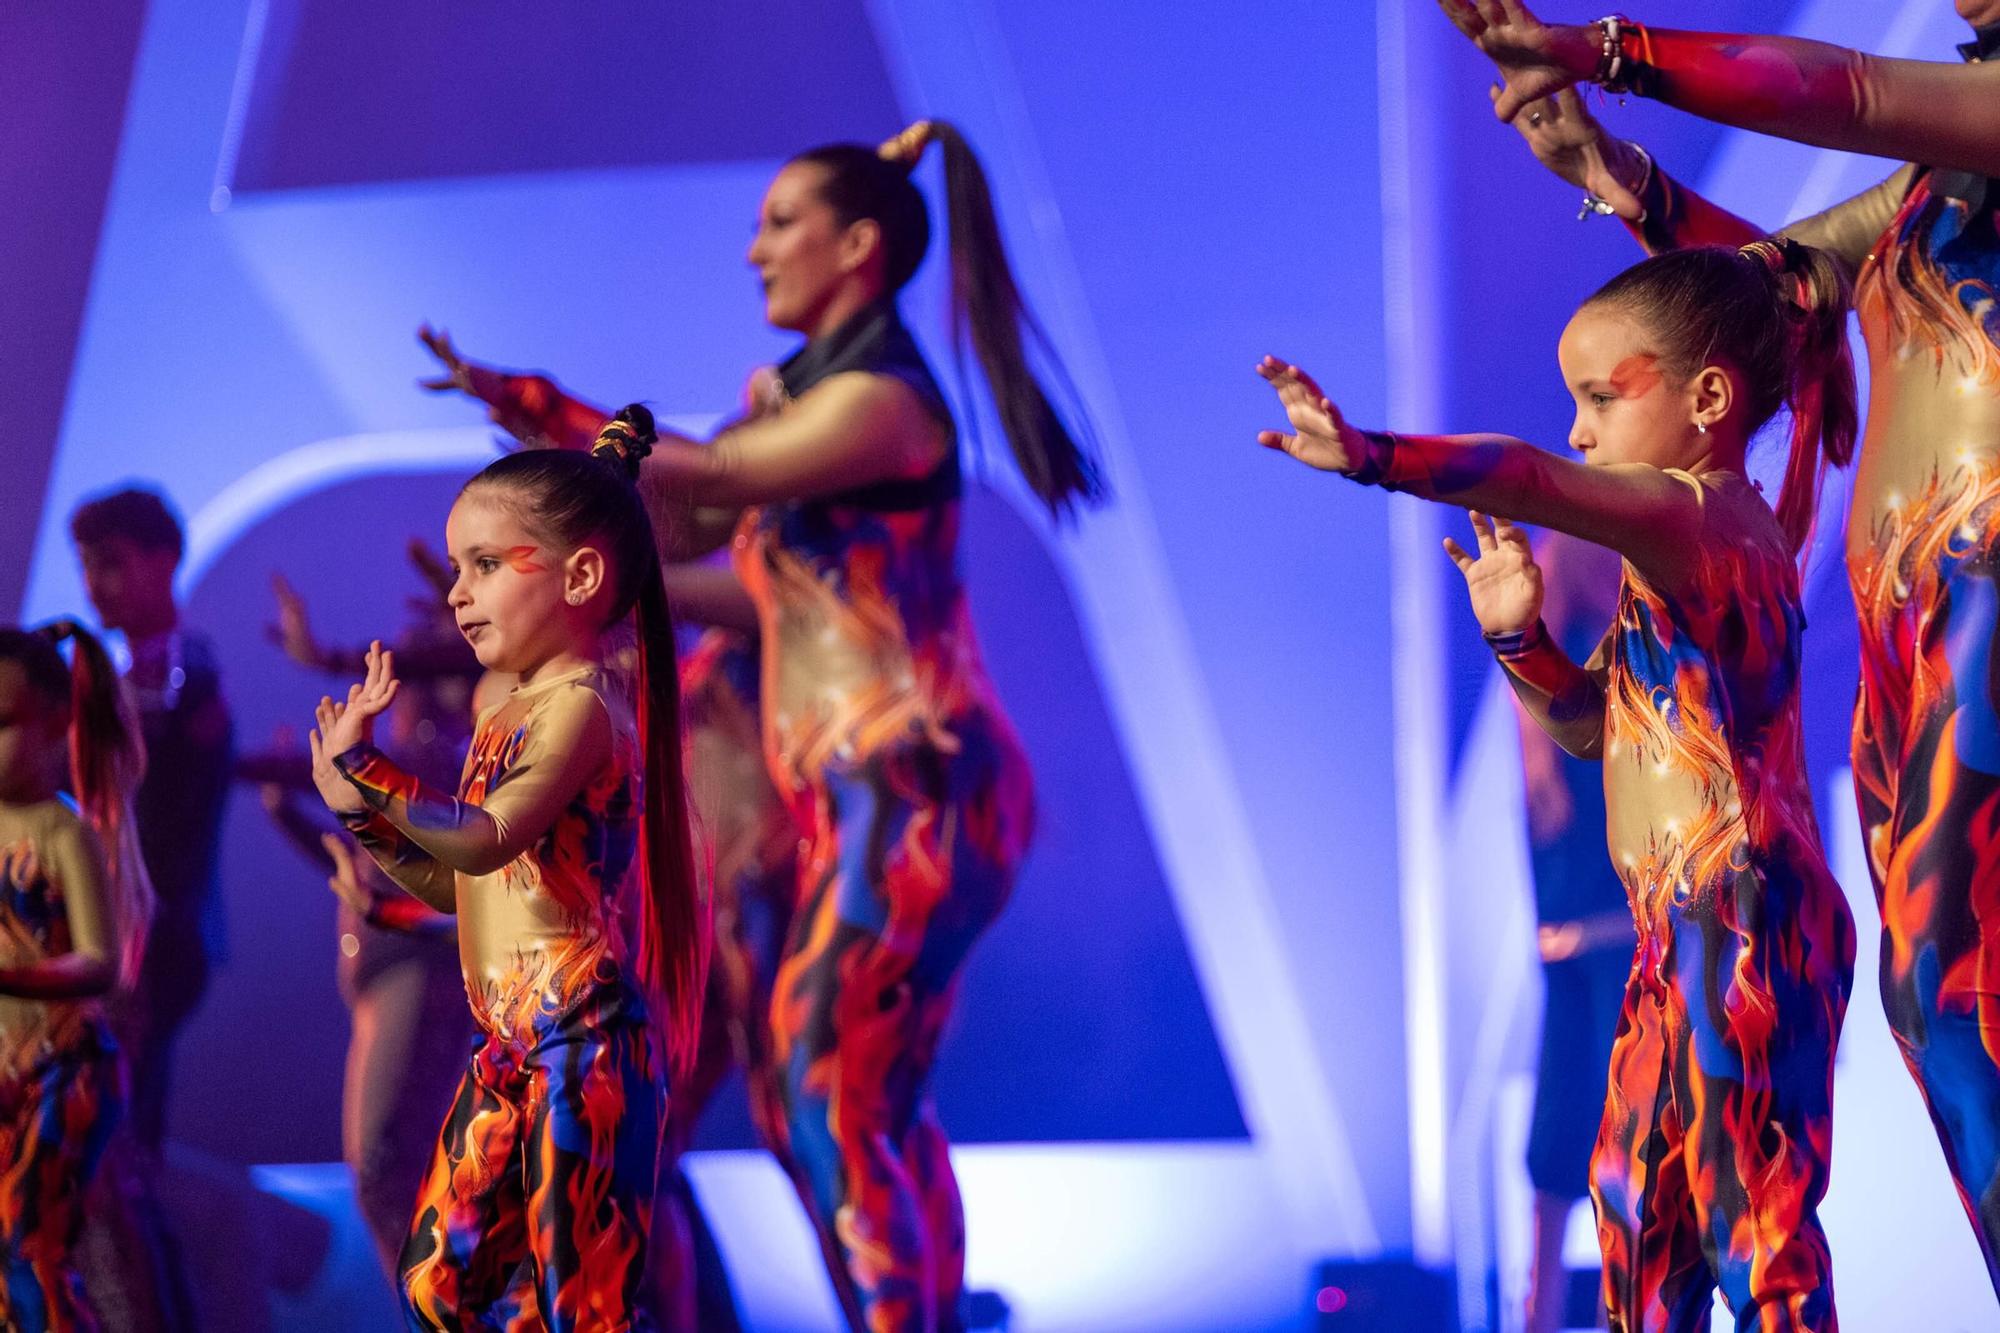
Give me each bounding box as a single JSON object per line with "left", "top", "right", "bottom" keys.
{"left": 1528, "top": 111, "right": 1545, "bottom": 126}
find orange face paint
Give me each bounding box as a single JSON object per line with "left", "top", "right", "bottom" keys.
{"left": 504, "top": 545, "right": 549, "bottom": 574}
{"left": 1608, "top": 354, "right": 1663, "bottom": 400}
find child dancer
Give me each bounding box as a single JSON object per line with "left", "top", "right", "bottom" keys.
{"left": 1256, "top": 240, "right": 1858, "bottom": 1330}
{"left": 0, "top": 621, "right": 153, "bottom": 1332}
{"left": 308, "top": 418, "right": 705, "bottom": 1331}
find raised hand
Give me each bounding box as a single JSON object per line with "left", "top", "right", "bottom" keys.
{"left": 1436, "top": 0, "right": 1598, "bottom": 123}
{"left": 321, "top": 831, "right": 381, "bottom": 915}
{"left": 416, "top": 324, "right": 477, "bottom": 395}
{"left": 1255, "top": 356, "right": 1368, "bottom": 473}
{"left": 1507, "top": 89, "right": 1646, "bottom": 219}
{"left": 267, "top": 573, "right": 323, "bottom": 668}
{"left": 1442, "top": 511, "right": 1544, "bottom": 636}
{"left": 306, "top": 642, "right": 399, "bottom": 815}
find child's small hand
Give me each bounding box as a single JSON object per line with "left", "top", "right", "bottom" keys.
{"left": 1443, "top": 511, "right": 1544, "bottom": 636}
{"left": 321, "top": 832, "right": 380, "bottom": 916}
{"left": 1255, "top": 356, "right": 1368, "bottom": 473}
{"left": 306, "top": 642, "right": 398, "bottom": 815}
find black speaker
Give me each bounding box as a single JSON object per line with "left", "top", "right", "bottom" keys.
{"left": 1311, "top": 1259, "right": 1456, "bottom": 1331}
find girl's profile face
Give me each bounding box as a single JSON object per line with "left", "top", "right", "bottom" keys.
{"left": 747, "top": 162, "right": 858, "bottom": 334}
{"left": 1557, "top": 304, "right": 1705, "bottom": 471}
{"left": 443, "top": 493, "right": 570, "bottom": 677}
{"left": 0, "top": 663, "right": 64, "bottom": 804}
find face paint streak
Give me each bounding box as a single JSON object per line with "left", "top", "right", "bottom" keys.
{"left": 504, "top": 545, "right": 549, "bottom": 575}
{"left": 1608, "top": 354, "right": 1663, "bottom": 401}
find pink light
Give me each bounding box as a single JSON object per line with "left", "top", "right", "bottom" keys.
{"left": 1315, "top": 1285, "right": 1349, "bottom": 1315}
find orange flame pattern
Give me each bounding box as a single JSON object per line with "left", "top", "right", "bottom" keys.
{"left": 0, "top": 1032, "right": 119, "bottom": 1332}
{"left": 1850, "top": 450, "right": 2000, "bottom": 1277}
{"left": 399, "top": 978, "right": 663, "bottom": 1331}
{"left": 733, "top": 492, "right": 1033, "bottom": 1330}
{"left": 1588, "top": 474, "right": 1853, "bottom": 1330}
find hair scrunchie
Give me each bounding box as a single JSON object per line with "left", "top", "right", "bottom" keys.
{"left": 876, "top": 120, "right": 936, "bottom": 171}
{"left": 590, "top": 404, "right": 657, "bottom": 482}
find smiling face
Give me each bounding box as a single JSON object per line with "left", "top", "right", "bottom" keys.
{"left": 443, "top": 492, "right": 574, "bottom": 676}
{"left": 1556, "top": 303, "right": 1714, "bottom": 469}
{"left": 746, "top": 160, "right": 879, "bottom": 334}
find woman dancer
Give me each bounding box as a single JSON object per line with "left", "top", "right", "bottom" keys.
{"left": 417, "top": 117, "right": 1098, "bottom": 1333}
{"left": 1255, "top": 239, "right": 1857, "bottom": 1328}
{"left": 0, "top": 622, "right": 153, "bottom": 1331}
{"left": 1441, "top": 0, "right": 2000, "bottom": 1283}
{"left": 307, "top": 430, "right": 704, "bottom": 1330}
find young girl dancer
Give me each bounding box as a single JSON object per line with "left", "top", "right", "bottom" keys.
{"left": 417, "top": 118, "right": 1098, "bottom": 1333}
{"left": 307, "top": 424, "right": 704, "bottom": 1331}
{"left": 1257, "top": 240, "right": 1858, "bottom": 1329}
{"left": 1443, "top": 0, "right": 2000, "bottom": 1285}
{"left": 0, "top": 621, "right": 152, "bottom": 1332}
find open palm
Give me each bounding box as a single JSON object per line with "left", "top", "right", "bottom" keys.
{"left": 1443, "top": 511, "right": 1543, "bottom": 635}
{"left": 1254, "top": 356, "right": 1365, "bottom": 473}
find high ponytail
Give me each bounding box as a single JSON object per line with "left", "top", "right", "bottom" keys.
{"left": 1752, "top": 240, "right": 1858, "bottom": 557}
{"left": 793, "top": 122, "right": 1105, "bottom": 518}
{"left": 0, "top": 623, "right": 154, "bottom": 991}
{"left": 1586, "top": 240, "right": 1857, "bottom": 557}
{"left": 462, "top": 410, "right": 710, "bottom": 1081}
{"left": 591, "top": 406, "right": 710, "bottom": 1081}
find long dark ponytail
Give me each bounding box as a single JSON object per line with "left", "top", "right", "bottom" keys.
{"left": 792, "top": 121, "right": 1105, "bottom": 518}
{"left": 461, "top": 417, "right": 708, "bottom": 1077}
{"left": 0, "top": 622, "right": 154, "bottom": 989}
{"left": 1585, "top": 239, "right": 1857, "bottom": 557}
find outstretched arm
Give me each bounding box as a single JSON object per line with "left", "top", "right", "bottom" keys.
{"left": 1496, "top": 74, "right": 1914, "bottom": 269}
{"left": 1254, "top": 357, "right": 1703, "bottom": 588}
{"left": 1441, "top": 1, "right": 2000, "bottom": 177}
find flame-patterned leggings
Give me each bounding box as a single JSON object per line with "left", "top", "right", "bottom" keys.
{"left": 398, "top": 977, "right": 665, "bottom": 1332}
{"left": 1853, "top": 520, "right": 2000, "bottom": 1293}
{"left": 1591, "top": 856, "right": 1852, "bottom": 1332}
{"left": 0, "top": 1030, "right": 121, "bottom": 1333}
{"left": 768, "top": 736, "right": 1028, "bottom": 1333}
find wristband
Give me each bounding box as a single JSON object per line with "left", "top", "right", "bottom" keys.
{"left": 1484, "top": 618, "right": 1549, "bottom": 659}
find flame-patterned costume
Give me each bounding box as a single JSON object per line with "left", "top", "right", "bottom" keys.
{"left": 730, "top": 301, "right": 1035, "bottom": 1333}
{"left": 335, "top": 664, "right": 665, "bottom": 1331}
{"left": 0, "top": 799, "right": 123, "bottom": 1333}
{"left": 1600, "top": 24, "right": 2000, "bottom": 1287}
{"left": 1341, "top": 430, "right": 1854, "bottom": 1328}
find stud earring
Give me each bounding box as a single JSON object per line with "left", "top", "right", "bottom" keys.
{"left": 567, "top": 590, "right": 585, "bottom": 605}
{"left": 1696, "top": 422, "right": 1708, "bottom": 435}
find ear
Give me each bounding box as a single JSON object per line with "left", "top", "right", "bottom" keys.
{"left": 1690, "top": 363, "right": 1734, "bottom": 433}
{"left": 563, "top": 545, "right": 609, "bottom": 609}
{"left": 839, "top": 217, "right": 884, "bottom": 276}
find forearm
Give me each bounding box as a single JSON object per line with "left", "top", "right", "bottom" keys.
{"left": 474, "top": 370, "right": 609, "bottom": 452}
{"left": 333, "top": 745, "right": 513, "bottom": 876}
{"left": 1627, "top": 160, "right": 1763, "bottom": 254}
{"left": 1620, "top": 27, "right": 2000, "bottom": 178}
{"left": 0, "top": 954, "right": 114, "bottom": 1000}
{"left": 339, "top": 808, "right": 458, "bottom": 912}
{"left": 1493, "top": 624, "right": 1606, "bottom": 759}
